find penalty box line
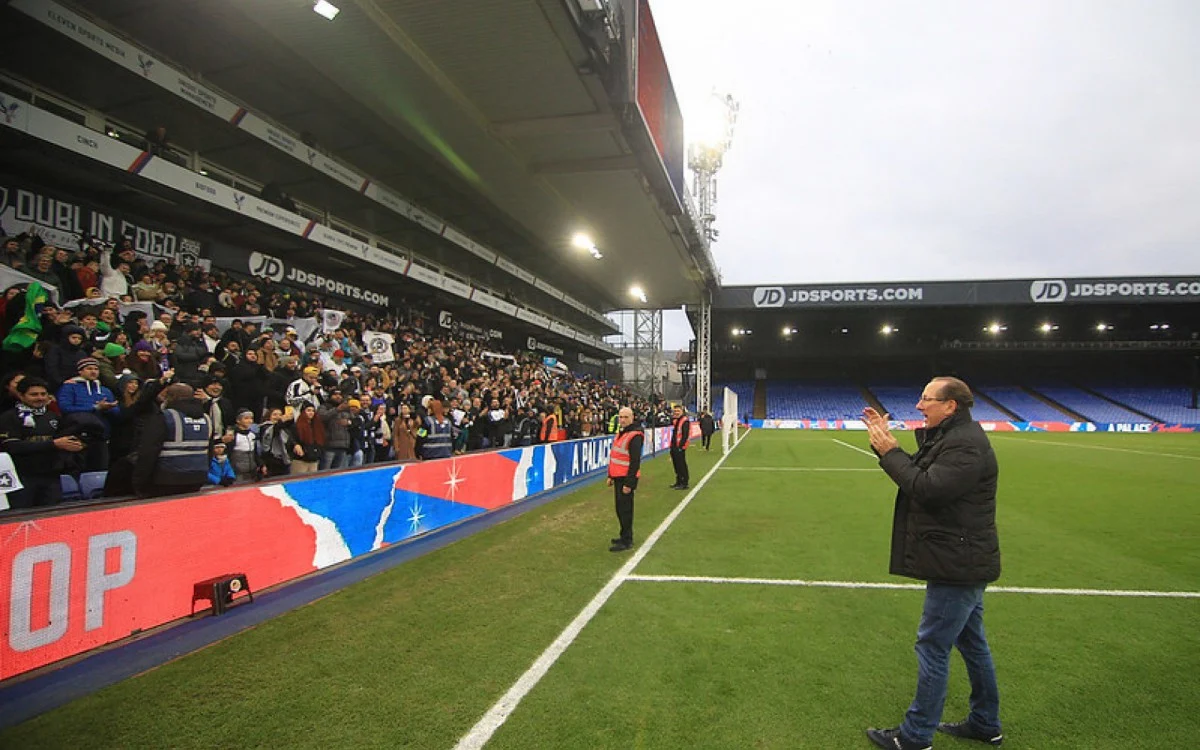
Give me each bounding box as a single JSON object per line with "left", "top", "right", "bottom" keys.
{"left": 625, "top": 575, "right": 1200, "bottom": 599}
{"left": 453, "top": 429, "right": 751, "bottom": 749}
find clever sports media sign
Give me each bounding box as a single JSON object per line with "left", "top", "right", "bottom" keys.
{"left": 715, "top": 277, "right": 1200, "bottom": 309}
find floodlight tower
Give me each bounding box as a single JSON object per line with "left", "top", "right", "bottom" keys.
{"left": 689, "top": 92, "right": 738, "bottom": 413}
{"left": 688, "top": 92, "right": 739, "bottom": 244}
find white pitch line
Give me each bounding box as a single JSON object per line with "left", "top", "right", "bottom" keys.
{"left": 721, "top": 467, "right": 877, "bottom": 472}
{"left": 831, "top": 438, "right": 877, "bottom": 458}
{"left": 625, "top": 574, "right": 1200, "bottom": 599}
{"left": 992, "top": 436, "right": 1200, "bottom": 461}
{"left": 453, "top": 434, "right": 749, "bottom": 749}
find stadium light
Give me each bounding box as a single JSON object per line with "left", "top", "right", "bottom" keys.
{"left": 840, "top": 328, "right": 850, "bottom": 334}
{"left": 572, "top": 232, "right": 594, "bottom": 250}
{"left": 880, "top": 324, "right": 896, "bottom": 335}
{"left": 1150, "top": 323, "right": 1170, "bottom": 330}
{"left": 1096, "top": 322, "right": 1113, "bottom": 332}
{"left": 629, "top": 285, "right": 647, "bottom": 304}
{"left": 984, "top": 322, "right": 1006, "bottom": 334}
{"left": 782, "top": 326, "right": 797, "bottom": 336}
{"left": 1039, "top": 322, "right": 1054, "bottom": 333}
{"left": 313, "top": 0, "right": 340, "bottom": 20}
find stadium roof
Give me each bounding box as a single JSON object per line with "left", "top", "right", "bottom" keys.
{"left": 28, "top": 0, "right": 713, "bottom": 311}
{"left": 714, "top": 276, "right": 1200, "bottom": 309}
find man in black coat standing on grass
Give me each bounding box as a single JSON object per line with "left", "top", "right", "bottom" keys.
{"left": 863, "top": 377, "right": 1003, "bottom": 750}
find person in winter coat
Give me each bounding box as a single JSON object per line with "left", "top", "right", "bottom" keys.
{"left": 45, "top": 324, "right": 89, "bottom": 390}
{"left": 207, "top": 441, "right": 236, "bottom": 486}
{"left": 56, "top": 357, "right": 119, "bottom": 471}
{"left": 291, "top": 404, "right": 324, "bottom": 474}
{"left": 391, "top": 404, "right": 418, "bottom": 462}
{"left": 224, "top": 408, "right": 262, "bottom": 482}
{"left": 0, "top": 376, "right": 85, "bottom": 509}
{"left": 96, "top": 342, "right": 127, "bottom": 394}
{"left": 128, "top": 340, "right": 163, "bottom": 381}
{"left": 317, "top": 390, "right": 352, "bottom": 470}
{"left": 259, "top": 406, "right": 297, "bottom": 477}
{"left": 862, "top": 377, "right": 1003, "bottom": 750}
{"left": 171, "top": 323, "right": 209, "bottom": 386}
{"left": 227, "top": 348, "right": 268, "bottom": 413}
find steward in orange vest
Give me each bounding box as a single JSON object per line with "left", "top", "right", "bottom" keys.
{"left": 669, "top": 404, "right": 690, "bottom": 490}
{"left": 539, "top": 410, "right": 558, "bottom": 443}
{"left": 606, "top": 407, "right": 643, "bottom": 552}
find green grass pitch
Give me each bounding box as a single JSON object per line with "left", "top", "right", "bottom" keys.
{"left": 4, "top": 430, "right": 1197, "bottom": 749}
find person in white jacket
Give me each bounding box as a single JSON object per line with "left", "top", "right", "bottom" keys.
{"left": 99, "top": 247, "right": 131, "bottom": 299}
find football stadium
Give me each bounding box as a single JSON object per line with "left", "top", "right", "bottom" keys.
{"left": 0, "top": 1, "right": 1198, "bottom": 749}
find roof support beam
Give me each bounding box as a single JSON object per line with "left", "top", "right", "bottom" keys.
{"left": 491, "top": 113, "right": 614, "bottom": 139}
{"left": 531, "top": 154, "right": 638, "bottom": 175}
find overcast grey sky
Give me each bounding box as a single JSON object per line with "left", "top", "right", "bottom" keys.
{"left": 648, "top": 0, "right": 1200, "bottom": 348}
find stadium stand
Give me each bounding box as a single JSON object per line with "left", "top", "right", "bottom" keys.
{"left": 1089, "top": 386, "right": 1199, "bottom": 423}
{"left": 1031, "top": 385, "right": 1148, "bottom": 423}
{"left": 1081, "top": 386, "right": 1200, "bottom": 424}
{"left": 766, "top": 382, "right": 865, "bottom": 420}
{"left": 975, "top": 386, "right": 1074, "bottom": 422}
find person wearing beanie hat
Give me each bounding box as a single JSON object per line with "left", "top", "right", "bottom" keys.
{"left": 225, "top": 407, "right": 262, "bottom": 481}
{"left": 97, "top": 343, "right": 127, "bottom": 394}
{"left": 149, "top": 320, "right": 168, "bottom": 332}
{"left": 56, "top": 356, "right": 119, "bottom": 472}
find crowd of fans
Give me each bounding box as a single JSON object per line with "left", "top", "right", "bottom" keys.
{"left": 0, "top": 225, "right": 664, "bottom": 510}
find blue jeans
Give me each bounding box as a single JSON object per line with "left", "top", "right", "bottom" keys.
{"left": 901, "top": 582, "right": 1001, "bottom": 744}
{"left": 320, "top": 449, "right": 347, "bottom": 471}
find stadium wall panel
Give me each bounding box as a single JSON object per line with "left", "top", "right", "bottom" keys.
{"left": 0, "top": 432, "right": 673, "bottom": 681}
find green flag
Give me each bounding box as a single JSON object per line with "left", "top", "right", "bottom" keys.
{"left": 2, "top": 282, "right": 50, "bottom": 352}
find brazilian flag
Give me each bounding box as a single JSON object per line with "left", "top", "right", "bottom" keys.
{"left": 2, "top": 282, "right": 50, "bottom": 352}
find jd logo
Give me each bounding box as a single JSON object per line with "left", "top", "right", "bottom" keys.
{"left": 1030, "top": 280, "right": 1067, "bottom": 303}
{"left": 753, "top": 286, "right": 785, "bottom": 308}
{"left": 438, "top": 311, "right": 453, "bottom": 329}
{"left": 527, "top": 337, "right": 538, "bottom": 350}
{"left": 248, "top": 251, "right": 284, "bottom": 281}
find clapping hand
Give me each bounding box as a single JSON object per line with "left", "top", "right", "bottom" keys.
{"left": 863, "top": 407, "right": 899, "bottom": 455}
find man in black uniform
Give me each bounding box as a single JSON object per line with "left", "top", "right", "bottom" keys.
{"left": 669, "top": 404, "right": 691, "bottom": 490}
{"left": 0, "top": 377, "right": 85, "bottom": 509}
{"left": 133, "top": 383, "right": 213, "bottom": 498}
{"left": 605, "top": 407, "right": 643, "bottom": 552}
{"left": 699, "top": 410, "right": 716, "bottom": 451}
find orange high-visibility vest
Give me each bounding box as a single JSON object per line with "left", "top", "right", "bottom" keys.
{"left": 672, "top": 415, "right": 690, "bottom": 450}
{"left": 608, "top": 430, "right": 641, "bottom": 478}
{"left": 540, "top": 414, "right": 558, "bottom": 442}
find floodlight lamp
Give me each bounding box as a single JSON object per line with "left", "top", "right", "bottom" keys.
{"left": 1039, "top": 322, "right": 1053, "bottom": 333}
{"left": 880, "top": 325, "right": 894, "bottom": 335}
{"left": 313, "top": 0, "right": 340, "bottom": 20}
{"left": 629, "top": 285, "right": 646, "bottom": 303}
{"left": 572, "top": 232, "right": 595, "bottom": 250}
{"left": 987, "top": 323, "right": 1003, "bottom": 334}
{"left": 1096, "top": 322, "right": 1108, "bottom": 332}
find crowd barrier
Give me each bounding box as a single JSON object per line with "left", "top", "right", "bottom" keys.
{"left": 749, "top": 419, "right": 1200, "bottom": 433}
{"left": 0, "top": 425, "right": 702, "bottom": 681}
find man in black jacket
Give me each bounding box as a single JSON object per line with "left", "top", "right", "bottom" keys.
{"left": 863, "top": 377, "right": 1003, "bottom": 750}
{"left": 0, "top": 377, "right": 85, "bottom": 509}
{"left": 699, "top": 410, "right": 715, "bottom": 451}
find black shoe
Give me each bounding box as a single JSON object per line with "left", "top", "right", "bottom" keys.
{"left": 938, "top": 719, "right": 1002, "bottom": 746}
{"left": 865, "top": 727, "right": 931, "bottom": 750}
{"left": 669, "top": 483, "right": 682, "bottom": 489}
{"left": 610, "top": 537, "right": 634, "bottom": 545}
{"left": 609, "top": 541, "right": 632, "bottom": 552}
{"left": 675, "top": 484, "right": 689, "bottom": 490}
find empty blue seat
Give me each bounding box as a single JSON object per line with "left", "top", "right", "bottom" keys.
{"left": 60, "top": 475, "right": 81, "bottom": 501}
{"left": 79, "top": 471, "right": 108, "bottom": 499}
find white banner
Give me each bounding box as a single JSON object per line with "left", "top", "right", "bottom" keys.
{"left": 362, "top": 330, "right": 395, "bottom": 363}
{"left": 322, "top": 309, "right": 346, "bottom": 333}
{"left": 0, "top": 265, "right": 58, "bottom": 302}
